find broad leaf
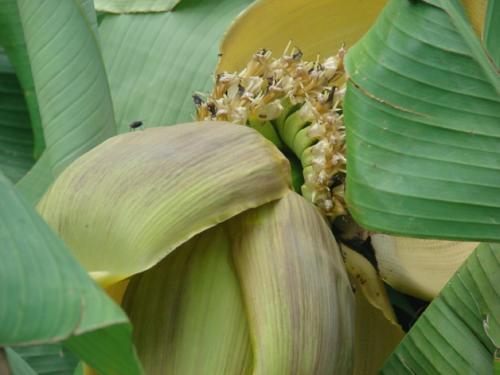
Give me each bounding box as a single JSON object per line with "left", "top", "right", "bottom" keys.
{"left": 381, "top": 243, "right": 499, "bottom": 374}
{"left": 11, "top": 0, "right": 116, "bottom": 204}
{"left": 0, "top": 49, "right": 34, "bottom": 182}
{"left": 344, "top": 0, "right": 500, "bottom": 240}
{"left": 37, "top": 122, "right": 290, "bottom": 285}
{"left": 11, "top": 344, "right": 78, "bottom": 375}
{"left": 5, "top": 348, "right": 36, "bottom": 375}
{"left": 98, "top": 0, "right": 253, "bottom": 133}
{"left": 0, "top": 0, "right": 44, "bottom": 158}
{"left": 0, "top": 172, "right": 142, "bottom": 375}
{"left": 484, "top": 0, "right": 500, "bottom": 65}
{"left": 79, "top": 0, "right": 100, "bottom": 39}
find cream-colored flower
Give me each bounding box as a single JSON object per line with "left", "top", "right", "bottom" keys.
{"left": 195, "top": 45, "right": 347, "bottom": 217}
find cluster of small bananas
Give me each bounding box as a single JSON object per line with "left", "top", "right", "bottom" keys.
{"left": 194, "top": 44, "right": 347, "bottom": 217}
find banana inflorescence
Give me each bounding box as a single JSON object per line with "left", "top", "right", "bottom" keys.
{"left": 195, "top": 44, "right": 348, "bottom": 217}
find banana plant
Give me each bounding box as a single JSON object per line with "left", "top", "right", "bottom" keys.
{"left": 1, "top": 0, "right": 499, "bottom": 374}
{"left": 2, "top": 0, "right": 355, "bottom": 373}
{"left": 37, "top": 122, "right": 354, "bottom": 375}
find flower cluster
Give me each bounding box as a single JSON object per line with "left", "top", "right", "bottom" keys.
{"left": 195, "top": 44, "right": 347, "bottom": 217}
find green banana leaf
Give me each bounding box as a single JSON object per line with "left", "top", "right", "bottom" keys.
{"left": 4, "top": 348, "right": 37, "bottom": 375}
{"left": 344, "top": 0, "right": 500, "bottom": 241}
{"left": 0, "top": 0, "right": 44, "bottom": 159}
{"left": 485, "top": 0, "right": 499, "bottom": 65}
{"left": 0, "top": 172, "right": 142, "bottom": 375}
{"left": 10, "top": 344, "right": 78, "bottom": 375}
{"left": 0, "top": 49, "right": 34, "bottom": 183}
{"left": 381, "top": 243, "right": 499, "bottom": 374}
{"left": 98, "top": 0, "right": 253, "bottom": 133}
{"left": 0, "top": 0, "right": 117, "bottom": 204}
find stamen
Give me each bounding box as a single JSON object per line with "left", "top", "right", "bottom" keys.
{"left": 195, "top": 45, "right": 348, "bottom": 217}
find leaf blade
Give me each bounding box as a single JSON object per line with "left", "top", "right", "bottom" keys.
{"left": 0, "top": 172, "right": 142, "bottom": 375}
{"left": 484, "top": 0, "right": 500, "bottom": 65}
{"left": 381, "top": 244, "right": 499, "bottom": 374}
{"left": 0, "top": 49, "right": 35, "bottom": 183}
{"left": 11, "top": 344, "right": 78, "bottom": 375}
{"left": 344, "top": 0, "right": 500, "bottom": 240}
{"left": 98, "top": 0, "right": 252, "bottom": 133}
{"left": 14, "top": 0, "right": 116, "bottom": 203}
{"left": 5, "top": 348, "right": 37, "bottom": 375}
{"left": 0, "top": 0, "right": 44, "bottom": 158}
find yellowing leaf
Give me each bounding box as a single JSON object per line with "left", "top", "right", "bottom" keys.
{"left": 371, "top": 235, "right": 478, "bottom": 300}
{"left": 218, "top": 0, "right": 387, "bottom": 72}
{"left": 230, "top": 192, "right": 354, "bottom": 374}
{"left": 38, "top": 122, "right": 290, "bottom": 285}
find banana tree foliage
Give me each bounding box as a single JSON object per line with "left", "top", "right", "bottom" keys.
{"left": 382, "top": 243, "right": 499, "bottom": 374}
{"left": 343, "top": 0, "right": 500, "bottom": 371}
{"left": 0, "top": 171, "right": 142, "bottom": 374}
{"left": 0, "top": 0, "right": 499, "bottom": 374}
{"left": 345, "top": 0, "right": 500, "bottom": 241}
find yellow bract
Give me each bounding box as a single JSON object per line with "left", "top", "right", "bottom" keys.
{"left": 218, "top": 0, "right": 388, "bottom": 73}
{"left": 117, "top": 192, "right": 354, "bottom": 374}
{"left": 38, "top": 122, "right": 290, "bottom": 284}
{"left": 342, "top": 245, "right": 404, "bottom": 375}
{"left": 371, "top": 235, "right": 478, "bottom": 300}
{"left": 40, "top": 120, "right": 355, "bottom": 374}
{"left": 230, "top": 192, "right": 354, "bottom": 374}
{"left": 124, "top": 225, "right": 252, "bottom": 375}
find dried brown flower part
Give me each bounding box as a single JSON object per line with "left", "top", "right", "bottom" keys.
{"left": 195, "top": 43, "right": 347, "bottom": 217}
